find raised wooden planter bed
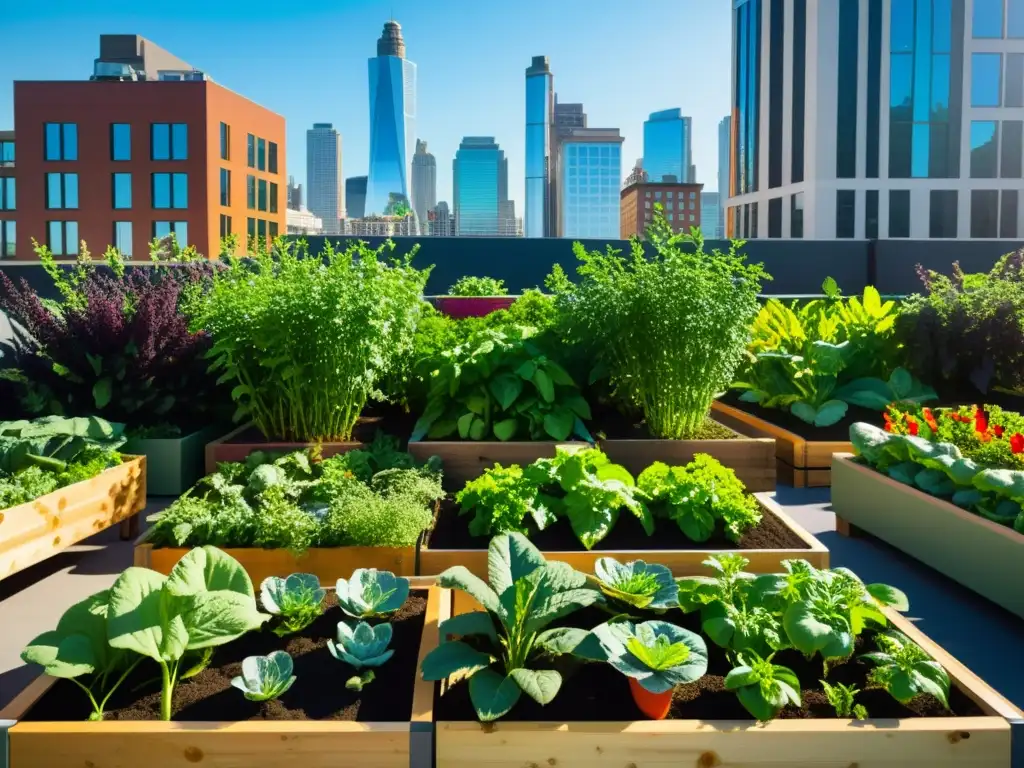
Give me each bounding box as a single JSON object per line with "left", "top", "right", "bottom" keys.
{"left": 420, "top": 494, "right": 828, "bottom": 615}
{"left": 124, "top": 425, "right": 226, "bottom": 496}
{"left": 0, "top": 577, "right": 449, "bottom": 768}
{"left": 597, "top": 420, "right": 776, "bottom": 493}
{"left": 433, "top": 605, "right": 1022, "bottom": 768}
{"left": 0, "top": 456, "right": 146, "bottom": 581}
{"left": 832, "top": 454, "right": 1024, "bottom": 619}
{"left": 407, "top": 438, "right": 591, "bottom": 490}
{"left": 712, "top": 401, "right": 850, "bottom": 488}
{"left": 205, "top": 423, "right": 363, "bottom": 475}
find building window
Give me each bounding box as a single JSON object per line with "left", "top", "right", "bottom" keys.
{"left": 46, "top": 172, "right": 78, "bottom": 209}
{"left": 0, "top": 221, "right": 14, "bottom": 258}
{"left": 668, "top": 213, "right": 674, "bottom": 222}
{"left": 219, "top": 214, "right": 232, "bottom": 238}
{"left": 220, "top": 168, "right": 231, "bottom": 206}
{"left": 112, "top": 173, "right": 132, "bottom": 209}
{"left": 1003, "top": 120, "right": 1023, "bottom": 177}
{"left": 246, "top": 134, "right": 255, "bottom": 168}
{"left": 750, "top": 202, "right": 759, "bottom": 238}
{"left": 889, "top": 190, "right": 911, "bottom": 237}
{"left": 269, "top": 221, "right": 278, "bottom": 239}
{"left": 689, "top": 191, "right": 696, "bottom": 200}
{"left": 111, "top": 123, "right": 131, "bottom": 161}
{"left": 792, "top": 0, "right": 807, "bottom": 183}
{"left": 220, "top": 122, "right": 230, "bottom": 161}
{"left": 970, "top": 121, "right": 999, "bottom": 178}
{"left": 269, "top": 142, "right": 278, "bottom": 173}
{"left": 791, "top": 192, "right": 804, "bottom": 238}
{"left": 655, "top": 191, "right": 662, "bottom": 199}
{"left": 44, "top": 123, "right": 77, "bottom": 161}
{"left": 836, "top": 0, "right": 859, "bottom": 179}
{"left": 1012, "top": 0, "right": 1024, "bottom": 37}
{"left": 768, "top": 197, "right": 782, "bottom": 238}
{"left": 929, "top": 190, "right": 958, "bottom": 238}
{"left": 247, "top": 217, "right": 256, "bottom": 239}
{"left": 666, "top": 200, "right": 674, "bottom": 211}
{"left": 768, "top": 0, "right": 785, "bottom": 188}
{"left": 270, "top": 182, "right": 278, "bottom": 214}
{"left": 257, "top": 219, "right": 267, "bottom": 240}
{"left": 152, "top": 173, "right": 188, "bottom": 209}
{"left": 258, "top": 179, "right": 268, "bottom": 212}
{"left": 836, "top": 190, "right": 856, "bottom": 238}
{"left": 1001, "top": 190, "right": 1019, "bottom": 237}
{"left": 645, "top": 190, "right": 651, "bottom": 199}
{"left": 971, "top": 190, "right": 999, "bottom": 237}
{"left": 866, "top": 190, "right": 879, "bottom": 239}
{"left": 0, "top": 140, "right": 14, "bottom": 166}
{"left": 153, "top": 220, "right": 188, "bottom": 246}
{"left": 973, "top": 0, "right": 1004, "bottom": 37}
{"left": 47, "top": 220, "right": 78, "bottom": 256}
{"left": 113, "top": 221, "right": 133, "bottom": 257}
{"left": 257, "top": 138, "right": 266, "bottom": 171}
{"left": 735, "top": 0, "right": 762, "bottom": 195}
{"left": 152, "top": 123, "right": 188, "bottom": 160}
{"left": 865, "top": 0, "right": 882, "bottom": 178}
{"left": 972, "top": 53, "right": 1002, "bottom": 106}
{"left": 247, "top": 175, "right": 256, "bottom": 209}
{"left": 0, "top": 178, "right": 14, "bottom": 211}
{"left": 644, "top": 200, "right": 650, "bottom": 209}
{"left": 1008, "top": 54, "right": 1024, "bottom": 107}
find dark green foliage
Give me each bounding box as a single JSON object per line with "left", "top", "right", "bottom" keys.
{"left": 448, "top": 276, "right": 508, "bottom": 296}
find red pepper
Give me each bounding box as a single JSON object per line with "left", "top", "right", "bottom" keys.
{"left": 1011, "top": 433, "right": 1024, "bottom": 454}
{"left": 993, "top": 425, "right": 1005, "bottom": 438}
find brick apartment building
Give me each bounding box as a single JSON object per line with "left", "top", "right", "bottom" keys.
{"left": 3, "top": 35, "right": 285, "bottom": 260}
{"left": 620, "top": 179, "right": 703, "bottom": 239}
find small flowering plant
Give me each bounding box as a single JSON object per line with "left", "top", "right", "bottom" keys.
{"left": 885, "top": 404, "right": 1024, "bottom": 470}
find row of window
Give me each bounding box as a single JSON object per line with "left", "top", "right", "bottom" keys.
{"left": 44, "top": 123, "right": 189, "bottom": 162}
{"left": 643, "top": 200, "right": 698, "bottom": 211}
{"left": 645, "top": 190, "right": 698, "bottom": 201}
{"left": 246, "top": 133, "right": 279, "bottom": 174}
{"left": 43, "top": 220, "right": 189, "bottom": 257}
{"left": 42, "top": 172, "right": 189, "bottom": 210}
{"left": 972, "top": 0, "right": 1024, "bottom": 39}
{"left": 0, "top": 140, "right": 13, "bottom": 166}
{"left": 972, "top": 52, "right": 1024, "bottom": 107}
{"left": 245, "top": 175, "right": 279, "bottom": 213}
{"left": 246, "top": 217, "right": 280, "bottom": 242}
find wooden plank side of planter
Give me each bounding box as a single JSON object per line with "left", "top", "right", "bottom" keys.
{"left": 205, "top": 424, "right": 363, "bottom": 475}
{"left": 0, "top": 457, "right": 146, "bottom": 581}
{"left": 134, "top": 542, "right": 418, "bottom": 581}
{"left": 420, "top": 495, "right": 829, "bottom": 616}
{"left": 2, "top": 583, "right": 449, "bottom": 768}
{"left": 832, "top": 454, "right": 1024, "bottom": 619}
{"left": 598, "top": 425, "right": 777, "bottom": 493}
{"left": 407, "top": 440, "right": 591, "bottom": 490}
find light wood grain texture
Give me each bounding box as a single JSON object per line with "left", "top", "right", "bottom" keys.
{"left": 204, "top": 423, "right": 363, "bottom": 474}
{"left": 135, "top": 541, "right": 418, "bottom": 580}
{"left": 598, "top": 421, "right": 776, "bottom": 493}
{"left": 4, "top": 585, "right": 448, "bottom": 768}
{"left": 407, "top": 440, "right": 590, "bottom": 490}
{"left": 0, "top": 457, "right": 146, "bottom": 581}
{"left": 833, "top": 454, "right": 1024, "bottom": 618}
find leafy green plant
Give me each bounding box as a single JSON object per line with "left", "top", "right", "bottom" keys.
{"left": 591, "top": 557, "right": 678, "bottom": 611}
{"left": 448, "top": 276, "right": 509, "bottom": 296}
{"left": 550, "top": 214, "right": 768, "bottom": 439}
{"left": 336, "top": 569, "right": 410, "bottom": 619}
{"left": 231, "top": 651, "right": 296, "bottom": 701}
{"left": 456, "top": 463, "right": 546, "bottom": 537}
{"left": 260, "top": 574, "right": 325, "bottom": 636}
{"left": 834, "top": 367, "right": 938, "bottom": 411}
{"left": 412, "top": 328, "right": 592, "bottom": 442}
{"left": 328, "top": 621, "right": 395, "bottom": 690}
{"left": 637, "top": 455, "right": 761, "bottom": 542}
{"left": 591, "top": 619, "right": 708, "bottom": 692}
{"left": 106, "top": 546, "right": 269, "bottom": 720}
{"left": 21, "top": 590, "right": 141, "bottom": 721}
{"left": 862, "top": 630, "right": 950, "bottom": 708}
{"left": 188, "top": 238, "right": 429, "bottom": 442}
{"left": 820, "top": 679, "right": 868, "bottom": 719}
{"left": 724, "top": 652, "right": 802, "bottom": 721}
{"left": 420, "top": 533, "right": 599, "bottom": 721}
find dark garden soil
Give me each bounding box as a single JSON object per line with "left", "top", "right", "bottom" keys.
{"left": 425, "top": 497, "right": 810, "bottom": 552}
{"left": 225, "top": 402, "right": 418, "bottom": 448}
{"left": 24, "top": 592, "right": 427, "bottom": 723}
{"left": 591, "top": 404, "right": 739, "bottom": 441}
{"left": 435, "top": 604, "right": 984, "bottom": 722}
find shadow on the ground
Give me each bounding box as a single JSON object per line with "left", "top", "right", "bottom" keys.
{"left": 0, "top": 664, "right": 38, "bottom": 711}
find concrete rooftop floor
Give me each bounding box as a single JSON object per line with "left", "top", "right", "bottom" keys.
{"left": 2, "top": 489, "right": 1023, "bottom": 712}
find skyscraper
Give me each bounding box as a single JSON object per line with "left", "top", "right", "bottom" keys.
{"left": 366, "top": 20, "right": 417, "bottom": 217}
{"left": 306, "top": 123, "right": 343, "bottom": 235}
{"left": 453, "top": 136, "right": 508, "bottom": 237}
{"left": 643, "top": 109, "right": 693, "bottom": 183}
{"left": 286, "top": 175, "right": 303, "bottom": 209}
{"left": 728, "top": 0, "right": 1023, "bottom": 240}
{"left": 525, "top": 56, "right": 554, "bottom": 238}
{"left": 717, "top": 115, "right": 731, "bottom": 237}
{"left": 701, "top": 192, "right": 722, "bottom": 239}
{"left": 557, "top": 128, "right": 623, "bottom": 239}
{"left": 411, "top": 139, "right": 436, "bottom": 225}
{"left": 345, "top": 176, "right": 367, "bottom": 219}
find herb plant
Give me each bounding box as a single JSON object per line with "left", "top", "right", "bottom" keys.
{"left": 550, "top": 214, "right": 768, "bottom": 439}
{"left": 724, "top": 653, "right": 802, "bottom": 721}
{"left": 820, "top": 680, "right": 868, "bottom": 719}
{"left": 420, "top": 533, "right": 599, "bottom": 721}
{"left": 591, "top": 557, "right": 678, "bottom": 611}
{"left": 231, "top": 651, "right": 297, "bottom": 701}
{"left": 106, "top": 546, "right": 268, "bottom": 720}
{"left": 448, "top": 276, "right": 509, "bottom": 296}
{"left": 327, "top": 621, "right": 395, "bottom": 690}
{"left": 260, "top": 574, "right": 325, "bottom": 636}
{"left": 336, "top": 569, "right": 410, "bottom": 619}
{"left": 862, "top": 631, "right": 950, "bottom": 708}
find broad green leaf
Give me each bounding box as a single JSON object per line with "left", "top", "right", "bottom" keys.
{"left": 866, "top": 583, "right": 909, "bottom": 611}
{"left": 509, "top": 668, "right": 562, "bottom": 705}
{"left": 527, "top": 588, "right": 600, "bottom": 634}
{"left": 542, "top": 361, "right": 575, "bottom": 387}
{"left": 563, "top": 393, "right": 592, "bottom": 420}
{"left": 533, "top": 369, "right": 555, "bottom": 403}
{"left": 420, "top": 640, "right": 492, "bottom": 681}
{"left": 22, "top": 631, "right": 96, "bottom": 678}
{"left": 492, "top": 418, "right": 518, "bottom": 441}
{"left": 468, "top": 668, "right": 522, "bottom": 722}
{"left": 438, "top": 566, "right": 501, "bottom": 615}
{"left": 164, "top": 546, "right": 255, "bottom": 599}
{"left": 488, "top": 532, "right": 545, "bottom": 599}
{"left": 457, "top": 412, "right": 475, "bottom": 439}
{"left": 737, "top": 684, "right": 781, "bottom": 721}
{"left": 107, "top": 567, "right": 188, "bottom": 662}
{"left": 564, "top": 495, "right": 615, "bottom": 550}
{"left": 439, "top": 611, "right": 498, "bottom": 643}
{"left": 814, "top": 400, "right": 848, "bottom": 427}
{"left": 92, "top": 378, "right": 113, "bottom": 409}
{"left": 783, "top": 602, "right": 837, "bottom": 656}
{"left": 469, "top": 417, "right": 488, "bottom": 441}
{"left": 543, "top": 407, "right": 574, "bottom": 441}
{"left": 534, "top": 627, "right": 590, "bottom": 655}
{"left": 489, "top": 373, "right": 524, "bottom": 410}
{"left": 177, "top": 591, "right": 268, "bottom": 650}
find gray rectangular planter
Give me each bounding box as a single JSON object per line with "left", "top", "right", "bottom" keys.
{"left": 123, "top": 425, "right": 225, "bottom": 496}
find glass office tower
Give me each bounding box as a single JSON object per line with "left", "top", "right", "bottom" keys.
{"left": 559, "top": 131, "right": 622, "bottom": 239}
{"left": 643, "top": 109, "right": 693, "bottom": 183}
{"left": 453, "top": 137, "right": 508, "bottom": 236}
{"left": 366, "top": 21, "right": 417, "bottom": 216}
{"left": 525, "top": 56, "right": 553, "bottom": 238}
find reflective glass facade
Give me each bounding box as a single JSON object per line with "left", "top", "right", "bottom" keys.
{"left": 453, "top": 138, "right": 506, "bottom": 236}
{"left": 560, "top": 141, "right": 621, "bottom": 239}
{"left": 837, "top": 0, "right": 860, "bottom": 178}
{"left": 734, "top": 0, "right": 761, "bottom": 195}
{"left": 643, "top": 109, "right": 691, "bottom": 183}
{"left": 525, "top": 64, "right": 552, "bottom": 238}
{"left": 111, "top": 123, "right": 130, "bottom": 161}
{"left": 366, "top": 56, "right": 417, "bottom": 215}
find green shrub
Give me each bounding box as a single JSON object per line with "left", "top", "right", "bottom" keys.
{"left": 447, "top": 276, "right": 508, "bottom": 296}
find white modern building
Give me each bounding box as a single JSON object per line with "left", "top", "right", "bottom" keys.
{"left": 555, "top": 127, "right": 624, "bottom": 239}
{"left": 306, "top": 123, "right": 344, "bottom": 235}
{"left": 411, "top": 139, "right": 436, "bottom": 225}
{"left": 286, "top": 207, "right": 323, "bottom": 235}
{"left": 717, "top": 115, "right": 731, "bottom": 238}
{"left": 727, "top": 0, "right": 1024, "bottom": 240}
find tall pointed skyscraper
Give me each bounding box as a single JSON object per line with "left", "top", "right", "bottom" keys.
{"left": 366, "top": 20, "right": 417, "bottom": 216}
{"left": 524, "top": 56, "right": 553, "bottom": 238}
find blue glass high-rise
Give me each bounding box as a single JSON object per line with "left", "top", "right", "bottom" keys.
{"left": 366, "top": 21, "right": 416, "bottom": 216}
{"left": 643, "top": 109, "right": 692, "bottom": 183}
{"left": 559, "top": 136, "right": 622, "bottom": 239}
{"left": 525, "top": 56, "right": 553, "bottom": 238}
{"left": 454, "top": 137, "right": 508, "bottom": 236}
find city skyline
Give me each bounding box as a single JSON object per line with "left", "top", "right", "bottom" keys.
{"left": 0, "top": 0, "right": 732, "bottom": 213}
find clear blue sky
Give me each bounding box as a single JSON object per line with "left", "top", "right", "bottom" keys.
{"left": 0, "top": 0, "right": 732, "bottom": 208}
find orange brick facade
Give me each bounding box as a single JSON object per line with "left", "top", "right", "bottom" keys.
{"left": 620, "top": 180, "right": 703, "bottom": 239}
{"left": 9, "top": 80, "right": 284, "bottom": 260}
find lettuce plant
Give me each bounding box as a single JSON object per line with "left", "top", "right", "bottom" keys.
{"left": 231, "top": 651, "right": 296, "bottom": 701}
{"left": 456, "top": 463, "right": 547, "bottom": 537}
{"left": 336, "top": 569, "right": 410, "bottom": 619}
{"left": 591, "top": 557, "right": 678, "bottom": 611}
{"left": 421, "top": 533, "right": 599, "bottom": 721}
{"left": 106, "top": 546, "right": 268, "bottom": 720}
{"left": 327, "top": 621, "right": 395, "bottom": 690}
{"left": 21, "top": 590, "right": 140, "bottom": 721}
{"left": 260, "top": 573, "right": 325, "bottom": 636}
{"left": 724, "top": 652, "right": 802, "bottom": 721}
{"left": 590, "top": 620, "right": 708, "bottom": 693}
{"left": 862, "top": 630, "right": 950, "bottom": 708}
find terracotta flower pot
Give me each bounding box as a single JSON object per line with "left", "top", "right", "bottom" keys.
{"left": 628, "top": 677, "right": 673, "bottom": 720}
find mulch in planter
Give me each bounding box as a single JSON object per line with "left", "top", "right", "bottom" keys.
{"left": 435, "top": 604, "right": 984, "bottom": 722}
{"left": 426, "top": 497, "right": 810, "bottom": 552}
{"left": 591, "top": 404, "right": 738, "bottom": 441}
{"left": 225, "top": 402, "right": 418, "bottom": 448}
{"left": 23, "top": 592, "right": 427, "bottom": 722}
